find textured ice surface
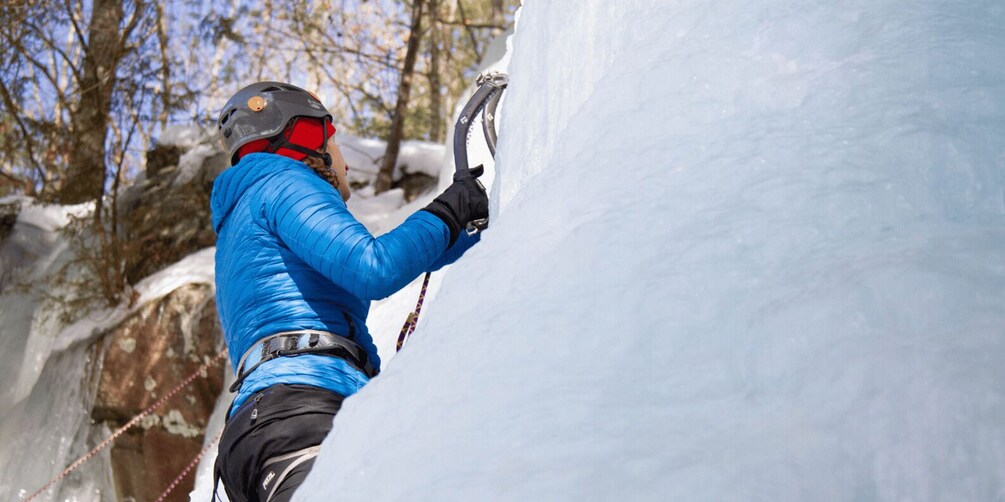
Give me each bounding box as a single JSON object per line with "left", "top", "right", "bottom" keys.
{"left": 296, "top": 1, "right": 1005, "bottom": 500}
{"left": 0, "top": 238, "right": 216, "bottom": 500}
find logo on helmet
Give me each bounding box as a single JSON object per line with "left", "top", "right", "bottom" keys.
{"left": 247, "top": 96, "right": 266, "bottom": 112}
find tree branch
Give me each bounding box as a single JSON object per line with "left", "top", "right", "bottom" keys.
{"left": 455, "top": 0, "right": 482, "bottom": 62}
{"left": 63, "top": 0, "right": 89, "bottom": 50}
{"left": 0, "top": 78, "right": 49, "bottom": 186}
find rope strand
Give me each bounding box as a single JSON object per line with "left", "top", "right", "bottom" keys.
{"left": 23, "top": 348, "right": 228, "bottom": 502}
{"left": 396, "top": 272, "right": 432, "bottom": 352}
{"left": 155, "top": 430, "right": 224, "bottom": 502}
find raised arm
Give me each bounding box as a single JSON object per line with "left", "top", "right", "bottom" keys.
{"left": 262, "top": 167, "right": 451, "bottom": 300}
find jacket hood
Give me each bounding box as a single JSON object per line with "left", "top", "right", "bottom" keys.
{"left": 211, "top": 153, "right": 303, "bottom": 233}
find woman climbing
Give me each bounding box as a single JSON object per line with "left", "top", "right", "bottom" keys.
{"left": 211, "top": 81, "right": 487, "bottom": 501}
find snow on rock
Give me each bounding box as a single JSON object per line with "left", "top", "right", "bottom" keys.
{"left": 154, "top": 125, "right": 226, "bottom": 187}
{"left": 13, "top": 196, "right": 92, "bottom": 233}
{"left": 175, "top": 143, "right": 222, "bottom": 187}
{"left": 53, "top": 247, "right": 216, "bottom": 353}
{"left": 158, "top": 124, "right": 207, "bottom": 150}
{"left": 296, "top": 1, "right": 1005, "bottom": 501}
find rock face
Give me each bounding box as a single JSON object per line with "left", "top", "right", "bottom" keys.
{"left": 0, "top": 199, "right": 22, "bottom": 289}
{"left": 93, "top": 283, "right": 225, "bottom": 502}
{"left": 396, "top": 172, "right": 437, "bottom": 202}
{"left": 0, "top": 198, "right": 18, "bottom": 245}
{"left": 118, "top": 135, "right": 227, "bottom": 286}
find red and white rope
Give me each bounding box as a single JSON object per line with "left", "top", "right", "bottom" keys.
{"left": 23, "top": 348, "right": 228, "bottom": 501}
{"left": 396, "top": 272, "right": 433, "bottom": 352}
{"left": 154, "top": 429, "right": 224, "bottom": 502}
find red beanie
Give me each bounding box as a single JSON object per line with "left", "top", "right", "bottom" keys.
{"left": 236, "top": 117, "right": 336, "bottom": 162}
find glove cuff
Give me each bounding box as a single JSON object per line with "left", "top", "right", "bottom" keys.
{"left": 421, "top": 201, "right": 461, "bottom": 246}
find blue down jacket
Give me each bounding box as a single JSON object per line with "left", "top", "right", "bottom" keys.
{"left": 211, "top": 153, "right": 478, "bottom": 412}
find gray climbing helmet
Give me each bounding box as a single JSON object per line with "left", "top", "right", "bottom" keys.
{"left": 217, "top": 81, "right": 331, "bottom": 165}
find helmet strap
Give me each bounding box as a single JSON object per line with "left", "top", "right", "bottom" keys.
{"left": 264, "top": 116, "right": 334, "bottom": 168}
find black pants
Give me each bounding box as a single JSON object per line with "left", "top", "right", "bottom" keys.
{"left": 215, "top": 384, "right": 345, "bottom": 502}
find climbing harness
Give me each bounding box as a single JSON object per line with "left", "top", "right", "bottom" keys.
{"left": 230, "top": 328, "right": 378, "bottom": 393}
{"left": 23, "top": 348, "right": 228, "bottom": 502}
{"left": 396, "top": 72, "right": 509, "bottom": 352}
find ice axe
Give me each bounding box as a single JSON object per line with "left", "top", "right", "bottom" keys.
{"left": 452, "top": 71, "right": 508, "bottom": 233}
{"left": 396, "top": 72, "right": 509, "bottom": 353}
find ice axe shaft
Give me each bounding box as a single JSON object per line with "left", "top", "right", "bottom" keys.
{"left": 453, "top": 72, "right": 508, "bottom": 232}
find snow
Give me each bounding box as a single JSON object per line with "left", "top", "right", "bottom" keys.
{"left": 338, "top": 135, "right": 445, "bottom": 184}
{"left": 13, "top": 197, "right": 93, "bottom": 232}
{"left": 158, "top": 125, "right": 206, "bottom": 150}
{"left": 153, "top": 126, "right": 223, "bottom": 187}
{"left": 5, "top": 0, "right": 1005, "bottom": 499}
{"left": 53, "top": 247, "right": 216, "bottom": 352}
{"left": 0, "top": 214, "right": 216, "bottom": 501}
{"left": 174, "top": 144, "right": 220, "bottom": 186}
{"left": 292, "top": 1, "right": 1005, "bottom": 501}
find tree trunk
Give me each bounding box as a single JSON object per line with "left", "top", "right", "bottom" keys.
{"left": 375, "top": 0, "right": 425, "bottom": 193}
{"left": 155, "top": 0, "right": 171, "bottom": 129}
{"left": 427, "top": 0, "right": 444, "bottom": 142}
{"left": 58, "top": 0, "right": 126, "bottom": 204}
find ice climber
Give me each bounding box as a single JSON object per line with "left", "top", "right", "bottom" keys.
{"left": 211, "top": 82, "right": 488, "bottom": 501}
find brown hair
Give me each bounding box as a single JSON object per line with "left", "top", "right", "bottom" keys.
{"left": 304, "top": 154, "right": 339, "bottom": 189}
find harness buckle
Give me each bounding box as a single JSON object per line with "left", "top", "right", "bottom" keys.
{"left": 229, "top": 329, "right": 378, "bottom": 393}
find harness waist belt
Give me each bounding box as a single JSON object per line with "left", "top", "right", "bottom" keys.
{"left": 230, "top": 330, "right": 378, "bottom": 393}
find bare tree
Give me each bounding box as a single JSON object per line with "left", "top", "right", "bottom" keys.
{"left": 427, "top": 0, "right": 445, "bottom": 142}
{"left": 61, "top": 0, "right": 134, "bottom": 204}
{"left": 375, "top": 0, "right": 425, "bottom": 193}
{"left": 0, "top": 0, "right": 168, "bottom": 204}
{"left": 0, "top": 0, "right": 518, "bottom": 201}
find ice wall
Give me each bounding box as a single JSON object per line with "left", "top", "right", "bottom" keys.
{"left": 298, "top": 1, "right": 1005, "bottom": 500}
{"left": 0, "top": 199, "right": 114, "bottom": 501}
{"left": 0, "top": 198, "right": 218, "bottom": 500}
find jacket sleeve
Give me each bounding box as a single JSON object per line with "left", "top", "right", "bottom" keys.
{"left": 261, "top": 167, "right": 452, "bottom": 301}
{"left": 427, "top": 230, "right": 481, "bottom": 272}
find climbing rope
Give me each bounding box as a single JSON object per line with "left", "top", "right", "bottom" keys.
{"left": 154, "top": 429, "right": 224, "bottom": 502}
{"left": 23, "top": 348, "right": 228, "bottom": 502}
{"left": 394, "top": 73, "right": 508, "bottom": 353}
{"left": 396, "top": 272, "right": 432, "bottom": 352}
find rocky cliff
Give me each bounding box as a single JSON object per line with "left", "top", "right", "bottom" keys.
{"left": 92, "top": 284, "right": 224, "bottom": 502}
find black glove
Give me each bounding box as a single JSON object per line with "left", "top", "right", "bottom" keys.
{"left": 422, "top": 165, "right": 489, "bottom": 245}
